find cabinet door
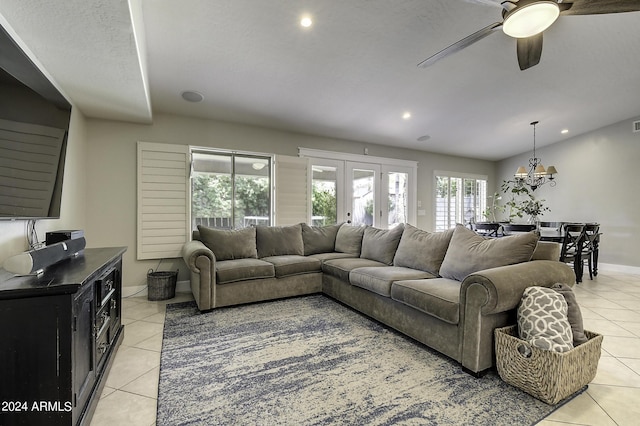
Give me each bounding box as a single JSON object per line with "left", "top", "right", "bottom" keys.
{"left": 0, "top": 295, "right": 73, "bottom": 425}
{"left": 72, "top": 283, "right": 95, "bottom": 425}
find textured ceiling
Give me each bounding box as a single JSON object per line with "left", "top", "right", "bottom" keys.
{"left": 1, "top": 0, "right": 639, "bottom": 160}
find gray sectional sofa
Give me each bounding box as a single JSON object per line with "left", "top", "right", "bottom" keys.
{"left": 182, "top": 222, "right": 575, "bottom": 374}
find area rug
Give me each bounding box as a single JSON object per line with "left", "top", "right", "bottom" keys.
{"left": 158, "top": 295, "right": 563, "bottom": 425}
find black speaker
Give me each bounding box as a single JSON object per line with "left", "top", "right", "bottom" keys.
{"left": 45, "top": 229, "right": 84, "bottom": 245}
{"left": 3, "top": 237, "right": 86, "bottom": 275}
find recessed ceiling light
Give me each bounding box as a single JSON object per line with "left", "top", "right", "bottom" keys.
{"left": 300, "top": 16, "right": 312, "bottom": 28}
{"left": 181, "top": 91, "right": 204, "bottom": 103}
{"left": 561, "top": 129, "right": 569, "bottom": 134}
{"left": 417, "top": 135, "right": 431, "bottom": 142}
{"left": 402, "top": 112, "right": 411, "bottom": 120}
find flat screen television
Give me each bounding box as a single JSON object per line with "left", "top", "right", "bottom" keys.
{"left": 0, "top": 23, "right": 72, "bottom": 220}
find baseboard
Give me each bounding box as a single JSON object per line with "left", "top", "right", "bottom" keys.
{"left": 122, "top": 280, "right": 191, "bottom": 298}
{"left": 598, "top": 263, "right": 640, "bottom": 275}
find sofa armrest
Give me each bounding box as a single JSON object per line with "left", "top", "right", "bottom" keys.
{"left": 461, "top": 260, "right": 575, "bottom": 315}
{"left": 182, "top": 240, "right": 215, "bottom": 271}
{"left": 181, "top": 240, "right": 216, "bottom": 311}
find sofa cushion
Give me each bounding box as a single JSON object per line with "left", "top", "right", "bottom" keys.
{"left": 302, "top": 223, "right": 342, "bottom": 255}
{"left": 261, "top": 255, "right": 322, "bottom": 278}
{"left": 517, "top": 286, "right": 573, "bottom": 353}
{"left": 197, "top": 225, "right": 257, "bottom": 261}
{"left": 335, "top": 225, "right": 366, "bottom": 256}
{"left": 215, "top": 258, "right": 275, "bottom": 284}
{"left": 391, "top": 278, "right": 461, "bottom": 325}
{"left": 307, "top": 252, "right": 357, "bottom": 263}
{"left": 322, "top": 257, "right": 387, "bottom": 282}
{"left": 360, "top": 225, "right": 404, "bottom": 265}
{"left": 256, "top": 224, "right": 304, "bottom": 258}
{"left": 393, "top": 224, "right": 454, "bottom": 275}
{"left": 349, "top": 266, "right": 435, "bottom": 297}
{"left": 551, "top": 283, "right": 588, "bottom": 346}
{"left": 439, "top": 225, "right": 539, "bottom": 282}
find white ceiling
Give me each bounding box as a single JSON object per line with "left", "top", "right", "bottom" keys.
{"left": 1, "top": 0, "right": 639, "bottom": 160}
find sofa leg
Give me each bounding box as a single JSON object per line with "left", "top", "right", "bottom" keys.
{"left": 462, "top": 366, "right": 490, "bottom": 378}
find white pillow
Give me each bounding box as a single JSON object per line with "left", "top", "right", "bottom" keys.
{"left": 517, "top": 286, "right": 573, "bottom": 353}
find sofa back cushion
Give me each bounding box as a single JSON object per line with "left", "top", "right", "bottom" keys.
{"left": 197, "top": 225, "right": 257, "bottom": 261}
{"left": 335, "top": 225, "right": 366, "bottom": 256}
{"left": 439, "top": 224, "right": 539, "bottom": 281}
{"left": 360, "top": 225, "right": 404, "bottom": 265}
{"left": 393, "top": 224, "right": 454, "bottom": 275}
{"left": 302, "top": 223, "right": 342, "bottom": 255}
{"left": 256, "top": 224, "right": 304, "bottom": 258}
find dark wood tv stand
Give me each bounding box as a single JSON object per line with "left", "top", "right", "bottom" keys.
{"left": 0, "top": 247, "right": 126, "bottom": 426}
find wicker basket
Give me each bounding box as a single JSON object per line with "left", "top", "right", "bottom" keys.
{"left": 494, "top": 325, "right": 603, "bottom": 405}
{"left": 147, "top": 269, "right": 178, "bottom": 301}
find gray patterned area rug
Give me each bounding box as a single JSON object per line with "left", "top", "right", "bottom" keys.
{"left": 157, "top": 295, "right": 560, "bottom": 425}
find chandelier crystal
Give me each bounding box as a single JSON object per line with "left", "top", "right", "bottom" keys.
{"left": 513, "top": 121, "right": 557, "bottom": 191}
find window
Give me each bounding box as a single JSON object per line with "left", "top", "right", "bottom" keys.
{"left": 191, "top": 150, "right": 271, "bottom": 230}
{"left": 435, "top": 173, "right": 487, "bottom": 232}
{"left": 311, "top": 164, "right": 338, "bottom": 226}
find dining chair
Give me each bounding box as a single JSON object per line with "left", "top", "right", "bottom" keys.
{"left": 559, "top": 223, "right": 586, "bottom": 283}
{"left": 538, "top": 221, "right": 564, "bottom": 231}
{"left": 581, "top": 223, "right": 601, "bottom": 280}
{"left": 502, "top": 223, "right": 537, "bottom": 235}
{"left": 474, "top": 222, "right": 501, "bottom": 237}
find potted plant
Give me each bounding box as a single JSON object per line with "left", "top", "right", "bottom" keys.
{"left": 499, "top": 180, "right": 550, "bottom": 223}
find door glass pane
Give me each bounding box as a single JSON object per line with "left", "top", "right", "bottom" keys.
{"left": 388, "top": 171, "right": 408, "bottom": 228}
{"left": 312, "top": 165, "right": 337, "bottom": 226}
{"left": 352, "top": 168, "right": 375, "bottom": 226}
{"left": 234, "top": 156, "right": 270, "bottom": 227}
{"left": 191, "top": 153, "right": 232, "bottom": 229}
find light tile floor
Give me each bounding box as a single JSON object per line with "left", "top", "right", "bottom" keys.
{"left": 90, "top": 271, "right": 640, "bottom": 426}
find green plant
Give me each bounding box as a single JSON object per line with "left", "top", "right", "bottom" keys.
{"left": 499, "top": 180, "right": 550, "bottom": 221}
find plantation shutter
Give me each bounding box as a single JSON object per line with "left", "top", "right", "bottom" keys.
{"left": 137, "top": 141, "right": 190, "bottom": 260}
{"left": 274, "top": 155, "right": 309, "bottom": 225}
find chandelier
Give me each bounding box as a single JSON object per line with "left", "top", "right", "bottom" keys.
{"left": 514, "top": 121, "right": 557, "bottom": 191}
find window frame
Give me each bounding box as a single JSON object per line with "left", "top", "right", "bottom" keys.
{"left": 433, "top": 170, "right": 488, "bottom": 232}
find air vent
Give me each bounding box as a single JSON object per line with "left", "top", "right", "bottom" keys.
{"left": 634, "top": 120, "right": 640, "bottom": 133}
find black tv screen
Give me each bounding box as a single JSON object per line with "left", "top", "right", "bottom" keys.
{"left": 0, "top": 24, "right": 72, "bottom": 220}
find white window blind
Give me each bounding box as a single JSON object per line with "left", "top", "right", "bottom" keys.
{"left": 274, "top": 155, "right": 309, "bottom": 225}
{"left": 137, "top": 142, "right": 190, "bottom": 260}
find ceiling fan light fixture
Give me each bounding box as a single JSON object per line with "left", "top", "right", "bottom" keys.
{"left": 503, "top": 1, "right": 560, "bottom": 38}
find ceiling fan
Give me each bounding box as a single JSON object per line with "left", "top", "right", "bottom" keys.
{"left": 418, "top": 0, "right": 640, "bottom": 71}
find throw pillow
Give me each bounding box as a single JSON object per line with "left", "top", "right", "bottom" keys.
{"left": 335, "top": 225, "right": 366, "bottom": 256}
{"left": 517, "top": 286, "right": 574, "bottom": 353}
{"left": 256, "top": 224, "right": 304, "bottom": 258}
{"left": 197, "top": 226, "right": 257, "bottom": 261}
{"left": 301, "top": 223, "right": 342, "bottom": 255}
{"left": 393, "top": 224, "right": 454, "bottom": 276}
{"left": 551, "top": 283, "right": 589, "bottom": 345}
{"left": 439, "top": 224, "right": 539, "bottom": 281}
{"left": 360, "top": 224, "right": 405, "bottom": 265}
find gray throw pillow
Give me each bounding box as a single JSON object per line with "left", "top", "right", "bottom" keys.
{"left": 360, "top": 224, "right": 405, "bottom": 265}
{"left": 518, "top": 286, "right": 574, "bottom": 353}
{"left": 439, "top": 224, "right": 539, "bottom": 281}
{"left": 256, "top": 224, "right": 304, "bottom": 258}
{"left": 335, "top": 225, "right": 366, "bottom": 256}
{"left": 197, "top": 225, "right": 257, "bottom": 261}
{"left": 552, "top": 283, "right": 588, "bottom": 345}
{"left": 302, "top": 223, "right": 342, "bottom": 255}
{"left": 393, "top": 224, "right": 454, "bottom": 276}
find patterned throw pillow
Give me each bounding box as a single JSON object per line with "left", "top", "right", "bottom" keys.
{"left": 517, "top": 286, "right": 574, "bottom": 353}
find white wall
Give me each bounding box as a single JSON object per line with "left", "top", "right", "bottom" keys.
{"left": 0, "top": 108, "right": 88, "bottom": 264}
{"left": 497, "top": 116, "right": 640, "bottom": 268}
{"left": 85, "top": 113, "right": 496, "bottom": 289}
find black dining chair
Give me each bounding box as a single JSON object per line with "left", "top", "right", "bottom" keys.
{"left": 475, "top": 222, "right": 501, "bottom": 237}
{"left": 559, "top": 223, "right": 586, "bottom": 283}
{"left": 502, "top": 223, "right": 537, "bottom": 235}
{"left": 581, "top": 223, "right": 601, "bottom": 280}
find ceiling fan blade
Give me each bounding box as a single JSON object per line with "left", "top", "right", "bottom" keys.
{"left": 417, "top": 22, "right": 502, "bottom": 68}
{"left": 517, "top": 32, "right": 543, "bottom": 70}
{"left": 560, "top": 0, "right": 640, "bottom": 16}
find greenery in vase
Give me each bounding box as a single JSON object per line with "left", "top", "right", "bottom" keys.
{"left": 499, "top": 180, "right": 550, "bottom": 222}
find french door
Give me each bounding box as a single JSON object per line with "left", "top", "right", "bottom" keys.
{"left": 346, "top": 162, "right": 381, "bottom": 226}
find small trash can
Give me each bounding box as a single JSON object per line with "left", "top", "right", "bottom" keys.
{"left": 147, "top": 269, "right": 178, "bottom": 301}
